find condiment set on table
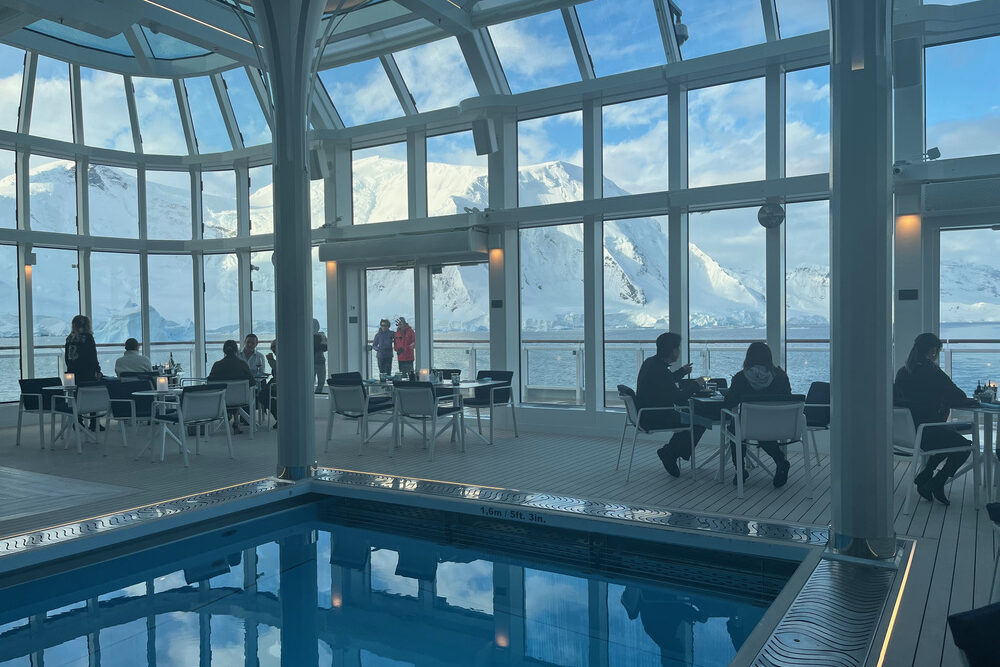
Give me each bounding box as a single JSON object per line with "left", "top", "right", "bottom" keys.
{"left": 974, "top": 380, "right": 999, "bottom": 404}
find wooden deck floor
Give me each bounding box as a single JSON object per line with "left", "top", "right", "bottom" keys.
{"left": 0, "top": 414, "right": 995, "bottom": 666}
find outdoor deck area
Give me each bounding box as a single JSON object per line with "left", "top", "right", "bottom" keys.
{"left": 0, "top": 413, "right": 995, "bottom": 666}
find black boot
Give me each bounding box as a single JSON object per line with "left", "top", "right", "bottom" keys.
{"left": 930, "top": 470, "right": 952, "bottom": 506}
{"left": 657, "top": 445, "right": 680, "bottom": 478}
{"left": 913, "top": 463, "right": 936, "bottom": 502}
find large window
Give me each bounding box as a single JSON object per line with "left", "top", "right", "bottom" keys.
{"left": 249, "top": 165, "right": 273, "bottom": 234}
{"left": 250, "top": 250, "right": 275, "bottom": 340}
{"left": 204, "top": 253, "right": 240, "bottom": 358}
{"left": 520, "top": 224, "right": 584, "bottom": 405}
{"left": 80, "top": 68, "right": 133, "bottom": 151}
{"left": 353, "top": 143, "right": 406, "bottom": 225}
{"left": 432, "top": 263, "right": 489, "bottom": 379}
{"left": 30, "top": 56, "right": 72, "bottom": 143}
{"left": 146, "top": 170, "right": 191, "bottom": 240}
{"left": 185, "top": 76, "right": 231, "bottom": 154}
{"left": 32, "top": 247, "right": 78, "bottom": 377}
{"left": 311, "top": 179, "right": 326, "bottom": 229}
{"left": 785, "top": 201, "right": 830, "bottom": 393}
{"left": 91, "top": 252, "right": 141, "bottom": 370}
{"left": 0, "top": 245, "right": 19, "bottom": 400}
{"left": 392, "top": 38, "right": 477, "bottom": 112}
{"left": 426, "top": 131, "right": 488, "bottom": 217}
{"left": 202, "top": 170, "right": 237, "bottom": 239}
{"left": 147, "top": 255, "right": 194, "bottom": 370}
{"left": 221, "top": 67, "right": 270, "bottom": 146}
{"left": 518, "top": 112, "right": 583, "bottom": 206}
{"left": 688, "top": 208, "right": 766, "bottom": 380}
{"left": 577, "top": 0, "right": 665, "bottom": 77}
{"left": 318, "top": 59, "right": 403, "bottom": 126}
{"left": 604, "top": 216, "right": 669, "bottom": 406}
{"left": 89, "top": 165, "right": 138, "bottom": 238}
{"left": 603, "top": 96, "right": 668, "bottom": 196}
{"left": 490, "top": 12, "right": 579, "bottom": 94}
{"left": 30, "top": 157, "right": 76, "bottom": 234}
{"left": 312, "top": 247, "right": 326, "bottom": 335}
{"left": 678, "top": 0, "right": 766, "bottom": 60}
{"left": 786, "top": 66, "right": 830, "bottom": 177}
{"left": 0, "top": 43, "right": 23, "bottom": 132}
{"left": 366, "top": 267, "right": 414, "bottom": 375}
{"left": 688, "top": 78, "right": 765, "bottom": 188}
{"left": 133, "top": 77, "right": 187, "bottom": 155}
{"left": 0, "top": 149, "right": 14, "bottom": 229}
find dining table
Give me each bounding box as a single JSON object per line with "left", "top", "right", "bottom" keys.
{"left": 951, "top": 402, "right": 1000, "bottom": 501}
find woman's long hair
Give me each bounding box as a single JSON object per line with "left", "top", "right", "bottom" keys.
{"left": 70, "top": 315, "right": 92, "bottom": 336}
{"left": 905, "top": 332, "right": 942, "bottom": 373}
{"left": 743, "top": 341, "right": 777, "bottom": 372}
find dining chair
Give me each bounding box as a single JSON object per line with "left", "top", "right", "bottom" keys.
{"left": 16, "top": 377, "right": 61, "bottom": 449}
{"left": 328, "top": 384, "right": 395, "bottom": 455}
{"left": 720, "top": 397, "right": 810, "bottom": 499}
{"left": 392, "top": 381, "right": 464, "bottom": 461}
{"left": 803, "top": 381, "right": 830, "bottom": 466}
{"left": 51, "top": 383, "right": 112, "bottom": 455}
{"left": 223, "top": 380, "right": 255, "bottom": 439}
{"left": 325, "top": 376, "right": 391, "bottom": 447}
{"left": 462, "top": 370, "right": 517, "bottom": 445}
{"left": 107, "top": 378, "right": 154, "bottom": 449}
{"left": 148, "top": 384, "right": 231, "bottom": 466}
{"left": 616, "top": 385, "right": 692, "bottom": 482}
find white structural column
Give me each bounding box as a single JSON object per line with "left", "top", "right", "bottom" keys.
{"left": 255, "top": 0, "right": 326, "bottom": 480}
{"left": 488, "top": 112, "right": 520, "bottom": 389}
{"left": 667, "top": 83, "right": 689, "bottom": 361}
{"left": 582, "top": 99, "right": 604, "bottom": 411}
{"left": 764, "top": 63, "right": 786, "bottom": 366}
{"left": 829, "top": 0, "right": 896, "bottom": 558}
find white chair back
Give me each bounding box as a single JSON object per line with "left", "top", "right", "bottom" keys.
{"left": 331, "top": 385, "right": 366, "bottom": 415}
{"left": 223, "top": 380, "right": 252, "bottom": 408}
{"left": 893, "top": 407, "right": 917, "bottom": 449}
{"left": 182, "top": 388, "right": 226, "bottom": 422}
{"left": 739, "top": 401, "right": 804, "bottom": 442}
{"left": 395, "top": 383, "right": 435, "bottom": 418}
{"left": 76, "top": 385, "right": 110, "bottom": 415}
{"left": 620, "top": 393, "right": 640, "bottom": 427}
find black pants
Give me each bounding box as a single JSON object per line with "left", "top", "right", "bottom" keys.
{"left": 398, "top": 360, "right": 414, "bottom": 375}
{"left": 377, "top": 356, "right": 392, "bottom": 375}
{"left": 919, "top": 426, "right": 972, "bottom": 479}
{"left": 730, "top": 440, "right": 788, "bottom": 469}
{"left": 656, "top": 426, "right": 706, "bottom": 460}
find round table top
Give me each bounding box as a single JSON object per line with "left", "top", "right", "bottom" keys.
{"left": 132, "top": 389, "right": 182, "bottom": 396}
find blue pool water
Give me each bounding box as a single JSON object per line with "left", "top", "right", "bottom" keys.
{"left": 0, "top": 499, "right": 796, "bottom": 666}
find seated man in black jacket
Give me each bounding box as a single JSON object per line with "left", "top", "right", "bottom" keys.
{"left": 636, "top": 332, "right": 705, "bottom": 478}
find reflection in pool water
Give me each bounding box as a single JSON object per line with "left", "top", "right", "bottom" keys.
{"left": 0, "top": 507, "right": 786, "bottom": 666}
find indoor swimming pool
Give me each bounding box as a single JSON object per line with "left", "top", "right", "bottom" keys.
{"left": 0, "top": 496, "right": 801, "bottom": 666}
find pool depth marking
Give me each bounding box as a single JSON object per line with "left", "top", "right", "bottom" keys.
{"left": 479, "top": 505, "right": 547, "bottom": 524}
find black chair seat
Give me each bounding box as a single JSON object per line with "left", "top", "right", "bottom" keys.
{"left": 987, "top": 502, "right": 1000, "bottom": 525}
{"left": 437, "top": 405, "right": 462, "bottom": 416}
{"left": 53, "top": 403, "right": 74, "bottom": 415}
{"left": 156, "top": 411, "right": 180, "bottom": 423}
{"left": 462, "top": 397, "right": 491, "bottom": 407}
{"left": 369, "top": 396, "right": 393, "bottom": 407}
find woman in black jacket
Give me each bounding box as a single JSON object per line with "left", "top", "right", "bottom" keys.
{"left": 724, "top": 342, "right": 793, "bottom": 488}
{"left": 64, "top": 315, "right": 101, "bottom": 381}
{"left": 894, "top": 333, "right": 973, "bottom": 505}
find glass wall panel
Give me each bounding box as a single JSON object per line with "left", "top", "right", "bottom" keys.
{"left": 490, "top": 12, "right": 579, "bottom": 94}
{"left": 146, "top": 170, "right": 191, "bottom": 240}
{"left": 577, "top": 0, "right": 664, "bottom": 77}
{"left": 81, "top": 68, "right": 133, "bottom": 151}
{"left": 604, "top": 217, "right": 669, "bottom": 406}
{"left": 30, "top": 56, "right": 72, "bottom": 142}
{"left": 185, "top": 76, "right": 232, "bottom": 154}
{"left": 250, "top": 165, "right": 273, "bottom": 234}
{"left": 311, "top": 179, "right": 325, "bottom": 229}
{"left": 678, "top": 0, "right": 765, "bottom": 60}
{"left": 147, "top": 255, "right": 195, "bottom": 370}
{"left": 0, "top": 149, "right": 13, "bottom": 228}
{"left": 520, "top": 224, "right": 584, "bottom": 405}
{"left": 312, "top": 246, "right": 326, "bottom": 335}
{"left": 91, "top": 252, "right": 141, "bottom": 371}
{"left": 0, "top": 43, "right": 23, "bottom": 132}
{"left": 426, "top": 131, "right": 488, "bottom": 217}
{"left": 940, "top": 227, "right": 1000, "bottom": 393}
{"left": 32, "top": 247, "right": 78, "bottom": 377}
{"left": 353, "top": 143, "right": 406, "bottom": 224}
{"left": 318, "top": 59, "right": 403, "bottom": 126}
{"left": 524, "top": 569, "right": 588, "bottom": 666}
{"left": 786, "top": 66, "right": 830, "bottom": 177}
{"left": 518, "top": 112, "right": 583, "bottom": 206}
{"left": 133, "top": 76, "right": 188, "bottom": 155}
{"left": 0, "top": 245, "right": 19, "bottom": 401}
{"left": 88, "top": 165, "right": 138, "bottom": 238}
{"left": 251, "top": 250, "right": 275, "bottom": 340}
{"left": 202, "top": 170, "right": 237, "bottom": 239}
{"left": 29, "top": 157, "right": 76, "bottom": 234}
{"left": 393, "top": 38, "right": 477, "bottom": 112}
{"left": 926, "top": 36, "right": 1000, "bottom": 160}
{"left": 688, "top": 208, "right": 766, "bottom": 380}
{"left": 204, "top": 253, "right": 240, "bottom": 362}
{"left": 221, "top": 67, "right": 270, "bottom": 146}
{"left": 366, "top": 267, "right": 414, "bottom": 375}
{"left": 785, "top": 201, "right": 830, "bottom": 393}
{"left": 432, "top": 263, "right": 489, "bottom": 379}
{"left": 603, "top": 96, "right": 667, "bottom": 196}
{"left": 689, "top": 78, "right": 765, "bottom": 188}
{"left": 774, "top": 0, "right": 828, "bottom": 37}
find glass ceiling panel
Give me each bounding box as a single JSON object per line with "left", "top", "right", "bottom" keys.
{"left": 774, "top": 0, "right": 828, "bottom": 38}
{"left": 576, "top": 0, "right": 665, "bottom": 77}
{"left": 184, "top": 76, "right": 232, "bottom": 153}
{"left": 31, "top": 56, "right": 73, "bottom": 143}
{"left": 490, "top": 11, "right": 580, "bottom": 94}
{"left": 221, "top": 67, "right": 270, "bottom": 146}
{"left": 26, "top": 20, "right": 132, "bottom": 56}
{"left": 133, "top": 77, "right": 188, "bottom": 155}
{"left": 0, "top": 44, "right": 24, "bottom": 132}
{"left": 677, "top": 0, "right": 766, "bottom": 60}
{"left": 81, "top": 68, "right": 133, "bottom": 151}
{"left": 141, "top": 26, "right": 211, "bottom": 59}
{"left": 393, "top": 38, "right": 477, "bottom": 112}
{"left": 319, "top": 59, "right": 403, "bottom": 126}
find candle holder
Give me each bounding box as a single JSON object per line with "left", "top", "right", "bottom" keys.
{"left": 62, "top": 372, "right": 75, "bottom": 387}
{"left": 156, "top": 376, "right": 169, "bottom": 393}
{"left": 418, "top": 368, "right": 430, "bottom": 382}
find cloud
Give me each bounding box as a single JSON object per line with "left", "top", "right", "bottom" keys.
{"left": 321, "top": 60, "right": 402, "bottom": 126}
{"left": 688, "top": 78, "right": 766, "bottom": 187}
{"left": 490, "top": 14, "right": 577, "bottom": 90}
{"left": 681, "top": 1, "right": 767, "bottom": 59}
{"left": 518, "top": 112, "right": 582, "bottom": 166}
{"left": 928, "top": 114, "right": 1000, "bottom": 161}
{"left": 30, "top": 68, "right": 73, "bottom": 143}
{"left": 603, "top": 119, "right": 668, "bottom": 194}
{"left": 133, "top": 77, "right": 188, "bottom": 155}
{"left": 393, "top": 38, "right": 478, "bottom": 111}
{"left": 0, "top": 73, "right": 21, "bottom": 132}
{"left": 81, "top": 69, "right": 134, "bottom": 152}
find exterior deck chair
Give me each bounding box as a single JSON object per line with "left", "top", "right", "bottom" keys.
{"left": 462, "top": 370, "right": 517, "bottom": 445}
{"left": 616, "top": 385, "right": 692, "bottom": 482}
{"left": 16, "top": 377, "right": 61, "bottom": 449}
{"left": 392, "top": 381, "right": 464, "bottom": 461}
{"left": 720, "top": 397, "right": 810, "bottom": 499}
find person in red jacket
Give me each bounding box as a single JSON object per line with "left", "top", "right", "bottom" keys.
{"left": 394, "top": 317, "right": 415, "bottom": 375}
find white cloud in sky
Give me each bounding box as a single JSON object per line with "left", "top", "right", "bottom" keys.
{"left": 393, "top": 38, "right": 478, "bottom": 111}
{"left": 321, "top": 60, "right": 401, "bottom": 126}
{"left": 133, "top": 77, "right": 188, "bottom": 155}
{"left": 0, "top": 73, "right": 20, "bottom": 132}
{"left": 30, "top": 71, "right": 73, "bottom": 143}
{"left": 603, "top": 96, "right": 669, "bottom": 194}
{"left": 680, "top": 0, "right": 766, "bottom": 59}
{"left": 928, "top": 114, "right": 1000, "bottom": 161}
{"left": 688, "top": 79, "right": 766, "bottom": 187}
{"left": 490, "top": 15, "right": 577, "bottom": 91}
{"left": 81, "top": 69, "right": 134, "bottom": 152}
{"left": 518, "top": 112, "right": 582, "bottom": 167}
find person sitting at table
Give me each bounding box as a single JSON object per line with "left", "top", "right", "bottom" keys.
{"left": 636, "top": 332, "right": 706, "bottom": 478}
{"left": 114, "top": 338, "right": 152, "bottom": 376}
{"left": 238, "top": 333, "right": 267, "bottom": 378}
{"left": 209, "top": 339, "right": 254, "bottom": 434}
{"left": 723, "top": 341, "right": 793, "bottom": 488}
{"left": 894, "top": 332, "right": 974, "bottom": 505}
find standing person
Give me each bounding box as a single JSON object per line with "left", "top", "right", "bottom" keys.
{"left": 894, "top": 332, "right": 975, "bottom": 505}
{"left": 238, "top": 333, "right": 267, "bottom": 378}
{"left": 65, "top": 315, "right": 102, "bottom": 381}
{"left": 723, "top": 342, "right": 794, "bottom": 488}
{"left": 394, "top": 317, "right": 415, "bottom": 376}
{"left": 313, "top": 319, "right": 328, "bottom": 393}
{"left": 372, "top": 319, "right": 394, "bottom": 376}
{"left": 114, "top": 338, "right": 152, "bottom": 375}
{"left": 264, "top": 340, "right": 278, "bottom": 428}
{"left": 635, "top": 332, "right": 705, "bottom": 478}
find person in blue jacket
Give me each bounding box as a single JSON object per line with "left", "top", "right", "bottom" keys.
{"left": 371, "top": 318, "right": 394, "bottom": 375}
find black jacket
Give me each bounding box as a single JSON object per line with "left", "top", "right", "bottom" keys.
{"left": 723, "top": 367, "right": 792, "bottom": 411}
{"left": 635, "top": 355, "right": 697, "bottom": 429}
{"left": 894, "top": 360, "right": 970, "bottom": 427}
{"left": 64, "top": 332, "right": 101, "bottom": 381}
{"left": 208, "top": 355, "right": 254, "bottom": 382}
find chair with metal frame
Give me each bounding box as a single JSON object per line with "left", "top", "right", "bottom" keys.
{"left": 222, "top": 380, "right": 255, "bottom": 439}
{"left": 51, "top": 383, "right": 112, "bottom": 455}
{"left": 616, "top": 385, "right": 692, "bottom": 482}
{"left": 892, "top": 406, "right": 980, "bottom": 515}
{"left": 328, "top": 383, "right": 395, "bottom": 455}
{"left": 462, "top": 370, "right": 518, "bottom": 445}
{"left": 325, "top": 375, "right": 391, "bottom": 447}
{"left": 803, "top": 381, "right": 830, "bottom": 466}
{"left": 106, "top": 378, "right": 154, "bottom": 449}
{"left": 146, "top": 384, "right": 232, "bottom": 466}
{"left": 392, "top": 380, "right": 464, "bottom": 461}
{"left": 16, "top": 377, "right": 61, "bottom": 449}
{"left": 720, "top": 396, "right": 810, "bottom": 499}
